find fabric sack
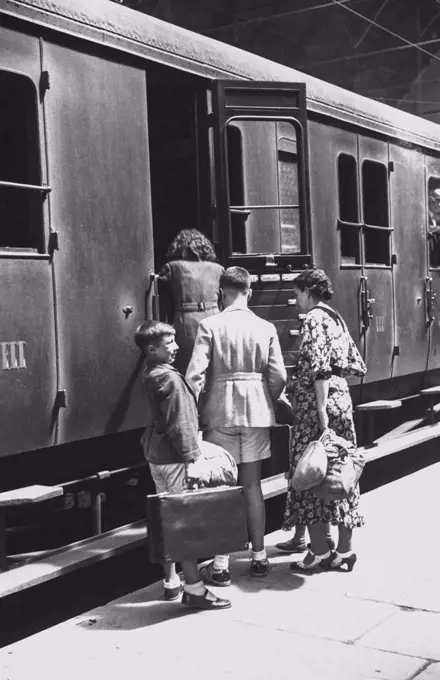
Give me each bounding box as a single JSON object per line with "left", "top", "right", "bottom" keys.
{"left": 291, "top": 430, "right": 328, "bottom": 492}
{"left": 186, "top": 440, "right": 238, "bottom": 489}
{"left": 314, "top": 430, "right": 365, "bottom": 501}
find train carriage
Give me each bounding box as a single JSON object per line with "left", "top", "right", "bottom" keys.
{"left": 1, "top": 0, "right": 440, "bottom": 494}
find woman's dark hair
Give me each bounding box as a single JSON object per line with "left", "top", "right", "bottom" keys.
{"left": 166, "top": 229, "right": 217, "bottom": 262}
{"left": 293, "top": 268, "right": 334, "bottom": 300}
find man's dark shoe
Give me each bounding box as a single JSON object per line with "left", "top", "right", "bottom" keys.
{"left": 164, "top": 583, "right": 183, "bottom": 601}
{"left": 199, "top": 561, "right": 231, "bottom": 587}
{"left": 251, "top": 558, "right": 271, "bottom": 577}
{"left": 182, "top": 590, "right": 231, "bottom": 610}
{"left": 275, "top": 538, "right": 307, "bottom": 554}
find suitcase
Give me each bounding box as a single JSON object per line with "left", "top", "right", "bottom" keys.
{"left": 146, "top": 485, "right": 248, "bottom": 563}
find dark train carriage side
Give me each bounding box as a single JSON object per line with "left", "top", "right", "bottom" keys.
{"left": 1, "top": 0, "right": 440, "bottom": 493}
{"left": 0, "top": 7, "right": 154, "bottom": 488}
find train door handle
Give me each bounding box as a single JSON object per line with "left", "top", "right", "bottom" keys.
{"left": 426, "top": 277, "right": 436, "bottom": 327}
{"left": 360, "top": 277, "right": 374, "bottom": 331}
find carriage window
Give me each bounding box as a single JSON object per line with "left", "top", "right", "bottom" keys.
{"left": 338, "top": 154, "right": 358, "bottom": 223}
{"left": 339, "top": 224, "right": 361, "bottom": 265}
{"left": 0, "top": 70, "right": 43, "bottom": 252}
{"left": 362, "top": 160, "right": 390, "bottom": 266}
{"left": 226, "top": 119, "right": 301, "bottom": 255}
{"left": 364, "top": 227, "right": 390, "bottom": 265}
{"left": 227, "top": 125, "right": 246, "bottom": 253}
{"left": 362, "top": 160, "right": 389, "bottom": 227}
{"left": 278, "top": 134, "right": 300, "bottom": 253}
{"left": 338, "top": 154, "right": 360, "bottom": 265}
{"left": 428, "top": 177, "right": 440, "bottom": 268}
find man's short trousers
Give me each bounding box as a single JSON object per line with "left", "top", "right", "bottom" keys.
{"left": 149, "top": 461, "right": 186, "bottom": 494}
{"left": 204, "top": 427, "right": 271, "bottom": 465}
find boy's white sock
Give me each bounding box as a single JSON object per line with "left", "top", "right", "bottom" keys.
{"left": 163, "top": 576, "right": 181, "bottom": 589}
{"left": 213, "top": 554, "right": 229, "bottom": 571}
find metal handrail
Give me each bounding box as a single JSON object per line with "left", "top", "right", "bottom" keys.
{"left": 0, "top": 180, "right": 51, "bottom": 192}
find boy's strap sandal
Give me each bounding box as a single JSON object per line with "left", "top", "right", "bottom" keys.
{"left": 199, "top": 561, "right": 231, "bottom": 587}
{"left": 182, "top": 590, "right": 231, "bottom": 610}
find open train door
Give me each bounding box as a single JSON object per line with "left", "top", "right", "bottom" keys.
{"left": 209, "top": 81, "right": 311, "bottom": 474}
{"left": 210, "top": 81, "right": 311, "bottom": 268}
{"left": 210, "top": 81, "right": 312, "bottom": 374}
{"left": 425, "top": 156, "right": 440, "bottom": 372}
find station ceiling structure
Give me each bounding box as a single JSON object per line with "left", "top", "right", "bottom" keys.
{"left": 115, "top": 0, "right": 440, "bottom": 123}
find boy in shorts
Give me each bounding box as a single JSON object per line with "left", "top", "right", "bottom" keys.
{"left": 186, "top": 267, "right": 287, "bottom": 580}
{"left": 135, "top": 320, "right": 231, "bottom": 610}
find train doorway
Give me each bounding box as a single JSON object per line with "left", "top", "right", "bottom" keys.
{"left": 146, "top": 70, "right": 212, "bottom": 273}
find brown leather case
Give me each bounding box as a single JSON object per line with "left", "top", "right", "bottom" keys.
{"left": 146, "top": 486, "right": 249, "bottom": 563}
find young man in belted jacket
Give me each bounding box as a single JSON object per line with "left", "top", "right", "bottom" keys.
{"left": 186, "top": 267, "right": 287, "bottom": 581}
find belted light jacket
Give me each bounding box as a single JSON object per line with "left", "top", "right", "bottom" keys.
{"left": 186, "top": 304, "right": 287, "bottom": 429}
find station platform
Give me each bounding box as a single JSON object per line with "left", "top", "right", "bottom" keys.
{"left": 2, "top": 462, "right": 440, "bottom": 680}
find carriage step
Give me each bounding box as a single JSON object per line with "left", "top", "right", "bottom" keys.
{"left": 0, "top": 485, "right": 64, "bottom": 573}
{"left": 356, "top": 399, "right": 402, "bottom": 411}
{"left": 420, "top": 387, "right": 440, "bottom": 424}
{"left": 356, "top": 400, "right": 402, "bottom": 447}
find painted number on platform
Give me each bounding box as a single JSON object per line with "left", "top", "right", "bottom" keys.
{"left": 1, "top": 341, "right": 27, "bottom": 370}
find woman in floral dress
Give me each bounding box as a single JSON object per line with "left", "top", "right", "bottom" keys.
{"left": 283, "top": 269, "right": 367, "bottom": 571}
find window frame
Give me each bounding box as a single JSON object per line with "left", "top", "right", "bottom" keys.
{"left": 336, "top": 151, "right": 392, "bottom": 270}
{"left": 224, "top": 113, "right": 306, "bottom": 258}
{"left": 337, "top": 152, "right": 362, "bottom": 269}
{"left": 361, "top": 159, "right": 392, "bottom": 269}
{"left": 427, "top": 175, "right": 440, "bottom": 271}
{"left": 0, "top": 68, "right": 50, "bottom": 258}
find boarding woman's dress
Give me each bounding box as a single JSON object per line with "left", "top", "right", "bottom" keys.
{"left": 158, "top": 259, "right": 224, "bottom": 374}
{"left": 283, "top": 304, "right": 367, "bottom": 529}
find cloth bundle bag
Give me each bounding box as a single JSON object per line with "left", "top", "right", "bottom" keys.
{"left": 186, "top": 440, "right": 238, "bottom": 489}
{"left": 313, "top": 429, "right": 365, "bottom": 500}
{"left": 291, "top": 430, "right": 329, "bottom": 492}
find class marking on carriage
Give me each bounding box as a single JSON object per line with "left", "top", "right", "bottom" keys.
{"left": 0, "top": 341, "right": 27, "bottom": 370}
{"left": 375, "top": 317, "right": 385, "bottom": 332}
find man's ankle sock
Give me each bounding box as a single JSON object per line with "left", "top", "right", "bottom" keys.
{"left": 251, "top": 549, "right": 267, "bottom": 562}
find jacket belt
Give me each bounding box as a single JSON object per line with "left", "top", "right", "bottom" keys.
{"left": 177, "top": 301, "right": 218, "bottom": 312}
{"left": 217, "top": 372, "right": 265, "bottom": 382}
{"left": 331, "top": 365, "right": 343, "bottom": 377}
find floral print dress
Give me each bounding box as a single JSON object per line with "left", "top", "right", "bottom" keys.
{"left": 283, "top": 304, "right": 367, "bottom": 529}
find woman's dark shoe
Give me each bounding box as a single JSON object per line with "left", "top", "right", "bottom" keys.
{"left": 275, "top": 537, "right": 307, "bottom": 553}
{"left": 182, "top": 590, "right": 231, "bottom": 610}
{"left": 326, "top": 537, "right": 336, "bottom": 551}
{"left": 199, "top": 561, "right": 231, "bottom": 587}
{"left": 164, "top": 583, "right": 184, "bottom": 601}
{"left": 326, "top": 551, "right": 357, "bottom": 572}
{"left": 251, "top": 558, "right": 272, "bottom": 577}
{"left": 290, "top": 550, "right": 331, "bottom": 571}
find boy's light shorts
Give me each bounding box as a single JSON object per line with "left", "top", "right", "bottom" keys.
{"left": 149, "top": 461, "right": 186, "bottom": 494}
{"left": 204, "top": 427, "right": 271, "bottom": 465}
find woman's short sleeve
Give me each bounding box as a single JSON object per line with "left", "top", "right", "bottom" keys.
{"left": 299, "top": 312, "right": 332, "bottom": 382}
